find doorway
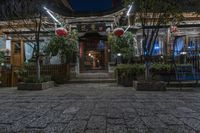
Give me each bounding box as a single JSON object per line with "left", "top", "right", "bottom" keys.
{"left": 79, "top": 33, "right": 108, "bottom": 73}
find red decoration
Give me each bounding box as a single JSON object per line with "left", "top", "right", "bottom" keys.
{"left": 55, "top": 27, "right": 68, "bottom": 37}
{"left": 170, "top": 25, "right": 177, "bottom": 33}
{"left": 113, "top": 28, "right": 124, "bottom": 37}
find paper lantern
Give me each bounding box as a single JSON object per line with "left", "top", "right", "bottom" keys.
{"left": 113, "top": 28, "right": 124, "bottom": 37}
{"left": 55, "top": 27, "right": 68, "bottom": 37}
{"left": 170, "top": 25, "right": 177, "bottom": 33}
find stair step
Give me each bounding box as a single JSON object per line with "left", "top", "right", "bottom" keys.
{"left": 76, "top": 73, "right": 113, "bottom": 79}
{"left": 68, "top": 79, "right": 116, "bottom": 84}
{"left": 166, "top": 81, "right": 200, "bottom": 87}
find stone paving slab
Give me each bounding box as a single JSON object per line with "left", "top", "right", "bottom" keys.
{"left": 0, "top": 83, "right": 200, "bottom": 132}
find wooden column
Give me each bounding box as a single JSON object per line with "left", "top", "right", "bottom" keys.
{"left": 11, "top": 39, "right": 24, "bottom": 86}
{"left": 104, "top": 41, "right": 108, "bottom": 71}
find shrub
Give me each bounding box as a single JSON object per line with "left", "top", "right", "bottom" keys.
{"left": 150, "top": 63, "right": 176, "bottom": 81}
{"left": 115, "top": 64, "right": 145, "bottom": 86}
{"left": 23, "top": 75, "right": 51, "bottom": 83}
{"left": 150, "top": 64, "right": 172, "bottom": 74}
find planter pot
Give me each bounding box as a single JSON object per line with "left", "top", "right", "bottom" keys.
{"left": 152, "top": 72, "right": 176, "bottom": 82}
{"left": 121, "top": 77, "right": 133, "bottom": 87}
{"left": 17, "top": 81, "right": 54, "bottom": 90}
{"left": 133, "top": 80, "right": 166, "bottom": 91}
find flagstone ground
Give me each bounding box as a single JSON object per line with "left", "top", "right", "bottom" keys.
{"left": 0, "top": 83, "right": 200, "bottom": 133}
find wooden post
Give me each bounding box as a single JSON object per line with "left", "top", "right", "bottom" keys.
{"left": 104, "top": 41, "right": 108, "bottom": 71}
{"left": 11, "top": 39, "right": 24, "bottom": 86}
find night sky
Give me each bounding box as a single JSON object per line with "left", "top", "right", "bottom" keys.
{"left": 69, "top": 0, "right": 113, "bottom": 12}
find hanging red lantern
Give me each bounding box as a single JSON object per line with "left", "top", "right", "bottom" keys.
{"left": 55, "top": 27, "right": 68, "bottom": 37}
{"left": 113, "top": 28, "right": 124, "bottom": 37}
{"left": 170, "top": 25, "right": 177, "bottom": 33}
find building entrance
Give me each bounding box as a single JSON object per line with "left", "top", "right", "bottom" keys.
{"left": 79, "top": 33, "right": 108, "bottom": 73}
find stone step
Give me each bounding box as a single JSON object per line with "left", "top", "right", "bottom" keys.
{"left": 166, "top": 81, "right": 200, "bottom": 87}
{"left": 166, "top": 87, "right": 194, "bottom": 91}
{"left": 75, "top": 73, "right": 113, "bottom": 79}
{"left": 68, "top": 79, "right": 116, "bottom": 84}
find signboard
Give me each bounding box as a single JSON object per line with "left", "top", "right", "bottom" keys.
{"left": 77, "top": 23, "right": 106, "bottom": 32}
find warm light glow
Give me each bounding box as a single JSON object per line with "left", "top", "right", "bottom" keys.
{"left": 117, "top": 53, "right": 122, "bottom": 56}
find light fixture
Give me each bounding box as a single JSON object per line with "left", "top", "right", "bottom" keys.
{"left": 127, "top": 3, "right": 133, "bottom": 16}
{"left": 117, "top": 53, "right": 122, "bottom": 57}
{"left": 43, "top": 7, "right": 62, "bottom": 25}
{"left": 180, "top": 52, "right": 187, "bottom": 55}
{"left": 154, "top": 46, "right": 160, "bottom": 50}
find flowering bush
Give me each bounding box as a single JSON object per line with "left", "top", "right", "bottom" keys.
{"left": 45, "top": 30, "right": 78, "bottom": 63}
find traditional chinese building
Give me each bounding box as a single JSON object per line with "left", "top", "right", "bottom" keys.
{"left": 0, "top": 0, "right": 200, "bottom": 86}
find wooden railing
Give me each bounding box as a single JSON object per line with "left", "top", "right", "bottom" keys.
{"left": 24, "top": 64, "right": 70, "bottom": 78}
{"left": 1, "top": 64, "right": 70, "bottom": 87}
{"left": 0, "top": 68, "right": 12, "bottom": 87}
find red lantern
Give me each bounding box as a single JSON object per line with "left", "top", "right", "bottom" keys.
{"left": 113, "top": 28, "right": 124, "bottom": 37}
{"left": 55, "top": 27, "right": 68, "bottom": 37}
{"left": 170, "top": 25, "right": 177, "bottom": 33}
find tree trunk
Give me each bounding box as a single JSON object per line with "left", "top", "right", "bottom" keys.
{"left": 145, "top": 60, "right": 151, "bottom": 80}
{"left": 35, "top": 12, "right": 42, "bottom": 82}
{"left": 36, "top": 56, "right": 40, "bottom": 81}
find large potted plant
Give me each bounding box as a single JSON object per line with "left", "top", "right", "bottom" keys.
{"left": 16, "top": 63, "right": 54, "bottom": 90}
{"left": 133, "top": 63, "right": 171, "bottom": 91}
{"left": 109, "top": 31, "right": 138, "bottom": 86}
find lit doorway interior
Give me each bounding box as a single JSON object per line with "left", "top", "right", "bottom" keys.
{"left": 79, "top": 33, "right": 108, "bottom": 73}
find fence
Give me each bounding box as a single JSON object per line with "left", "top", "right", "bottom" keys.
{"left": 1, "top": 64, "right": 70, "bottom": 87}
{"left": 0, "top": 68, "right": 12, "bottom": 87}
{"left": 24, "top": 64, "right": 70, "bottom": 78}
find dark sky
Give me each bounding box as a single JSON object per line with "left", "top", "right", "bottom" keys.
{"left": 69, "top": 0, "right": 113, "bottom": 12}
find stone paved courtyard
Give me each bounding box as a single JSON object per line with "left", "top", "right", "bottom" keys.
{"left": 0, "top": 83, "right": 200, "bottom": 133}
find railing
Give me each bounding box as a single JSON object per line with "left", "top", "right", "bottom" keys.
{"left": 24, "top": 64, "right": 70, "bottom": 78}
{"left": 0, "top": 68, "right": 12, "bottom": 87}
{"left": 1, "top": 64, "right": 70, "bottom": 87}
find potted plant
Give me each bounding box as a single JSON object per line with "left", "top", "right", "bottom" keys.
{"left": 115, "top": 64, "right": 144, "bottom": 87}
{"left": 150, "top": 63, "right": 175, "bottom": 82}
{"left": 133, "top": 63, "right": 169, "bottom": 91}
{"left": 16, "top": 63, "right": 54, "bottom": 90}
